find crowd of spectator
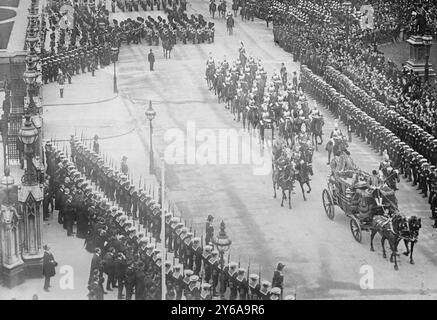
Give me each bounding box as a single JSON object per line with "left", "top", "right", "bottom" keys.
{"left": 271, "top": 0, "right": 437, "bottom": 137}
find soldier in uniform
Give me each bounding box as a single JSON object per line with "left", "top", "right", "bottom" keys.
{"left": 210, "top": 250, "right": 220, "bottom": 296}
{"left": 272, "top": 261, "right": 285, "bottom": 299}
{"left": 172, "top": 264, "right": 184, "bottom": 300}
{"left": 248, "top": 273, "right": 260, "bottom": 300}
{"left": 223, "top": 261, "right": 238, "bottom": 299}
{"left": 258, "top": 280, "right": 271, "bottom": 300}
{"left": 236, "top": 268, "right": 248, "bottom": 300}
{"left": 187, "top": 275, "right": 201, "bottom": 300}
{"left": 270, "top": 287, "right": 282, "bottom": 300}
{"left": 200, "top": 283, "right": 213, "bottom": 300}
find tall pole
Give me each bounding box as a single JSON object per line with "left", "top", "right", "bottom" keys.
{"left": 149, "top": 120, "right": 154, "bottom": 174}
{"left": 219, "top": 251, "right": 224, "bottom": 299}
{"left": 113, "top": 60, "right": 118, "bottom": 93}
{"left": 425, "top": 55, "right": 429, "bottom": 83}
{"left": 161, "top": 157, "right": 166, "bottom": 300}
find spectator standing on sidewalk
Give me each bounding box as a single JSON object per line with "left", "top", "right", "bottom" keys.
{"left": 42, "top": 244, "right": 57, "bottom": 292}
{"left": 57, "top": 70, "right": 65, "bottom": 98}
{"left": 148, "top": 49, "right": 155, "bottom": 71}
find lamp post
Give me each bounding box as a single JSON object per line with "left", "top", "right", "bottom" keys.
{"left": 212, "top": 221, "right": 232, "bottom": 299}
{"left": 18, "top": 115, "right": 39, "bottom": 185}
{"left": 160, "top": 157, "right": 166, "bottom": 300}
{"left": 23, "top": 65, "right": 38, "bottom": 99}
{"left": 343, "top": 1, "right": 352, "bottom": 42}
{"left": 111, "top": 46, "right": 119, "bottom": 94}
{"left": 145, "top": 101, "right": 157, "bottom": 175}
{"left": 423, "top": 34, "right": 432, "bottom": 83}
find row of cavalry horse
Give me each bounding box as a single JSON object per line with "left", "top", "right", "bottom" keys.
{"left": 209, "top": 1, "right": 235, "bottom": 35}
{"left": 205, "top": 52, "right": 326, "bottom": 209}
{"left": 205, "top": 52, "right": 422, "bottom": 271}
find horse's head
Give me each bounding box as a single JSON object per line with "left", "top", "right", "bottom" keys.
{"left": 407, "top": 216, "right": 421, "bottom": 240}
{"left": 392, "top": 214, "right": 410, "bottom": 235}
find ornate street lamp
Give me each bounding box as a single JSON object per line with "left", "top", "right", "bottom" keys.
{"left": 145, "top": 101, "right": 157, "bottom": 174}
{"left": 18, "top": 115, "right": 39, "bottom": 185}
{"left": 341, "top": 1, "right": 352, "bottom": 42}
{"left": 111, "top": 46, "right": 119, "bottom": 93}
{"left": 423, "top": 34, "right": 433, "bottom": 83}
{"left": 212, "top": 221, "right": 232, "bottom": 299}
{"left": 23, "top": 65, "right": 39, "bottom": 99}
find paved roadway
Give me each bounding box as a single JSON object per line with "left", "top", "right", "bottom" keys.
{"left": 39, "top": 0, "right": 437, "bottom": 299}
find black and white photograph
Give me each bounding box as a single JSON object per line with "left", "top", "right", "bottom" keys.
{"left": 0, "top": 0, "right": 436, "bottom": 303}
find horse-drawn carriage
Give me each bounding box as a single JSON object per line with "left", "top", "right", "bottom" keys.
{"left": 322, "top": 167, "right": 399, "bottom": 243}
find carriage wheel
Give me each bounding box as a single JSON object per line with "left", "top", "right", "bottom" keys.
{"left": 350, "top": 217, "right": 362, "bottom": 243}
{"left": 322, "top": 189, "right": 335, "bottom": 220}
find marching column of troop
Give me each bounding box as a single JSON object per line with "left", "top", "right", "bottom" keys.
{"left": 45, "top": 140, "right": 163, "bottom": 299}
{"left": 115, "top": 0, "right": 187, "bottom": 13}
{"left": 41, "top": 46, "right": 111, "bottom": 85}
{"left": 44, "top": 136, "right": 288, "bottom": 299}
{"left": 301, "top": 65, "right": 437, "bottom": 225}
{"left": 206, "top": 44, "right": 322, "bottom": 147}
{"left": 115, "top": 8, "right": 215, "bottom": 47}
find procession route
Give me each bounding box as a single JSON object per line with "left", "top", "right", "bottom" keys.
{"left": 40, "top": 0, "right": 437, "bottom": 299}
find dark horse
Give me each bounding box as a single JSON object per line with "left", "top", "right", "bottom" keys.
{"left": 370, "top": 212, "right": 410, "bottom": 270}
{"left": 294, "top": 159, "right": 312, "bottom": 201}
{"left": 402, "top": 216, "right": 421, "bottom": 264}
{"left": 310, "top": 116, "right": 324, "bottom": 151}
{"left": 325, "top": 137, "right": 348, "bottom": 165}
{"left": 272, "top": 163, "right": 295, "bottom": 209}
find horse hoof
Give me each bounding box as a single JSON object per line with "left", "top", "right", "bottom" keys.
{"left": 383, "top": 254, "right": 387, "bottom": 259}
{"left": 370, "top": 247, "right": 375, "bottom": 252}
{"left": 394, "top": 265, "right": 399, "bottom": 271}
{"left": 403, "top": 252, "right": 409, "bottom": 256}
{"left": 304, "top": 198, "right": 307, "bottom": 201}
{"left": 307, "top": 190, "right": 311, "bottom": 194}
{"left": 410, "top": 260, "right": 415, "bottom": 265}
{"left": 390, "top": 257, "right": 393, "bottom": 263}
{"left": 281, "top": 203, "right": 284, "bottom": 207}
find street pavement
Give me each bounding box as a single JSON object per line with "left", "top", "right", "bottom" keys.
{"left": 2, "top": 0, "right": 437, "bottom": 299}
